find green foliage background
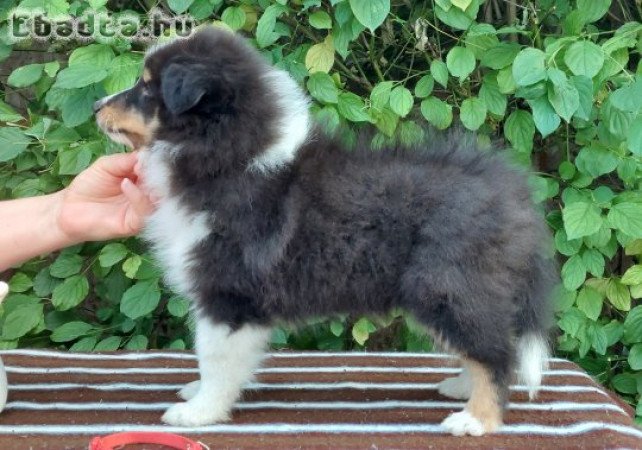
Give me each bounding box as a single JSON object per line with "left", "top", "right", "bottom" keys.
{"left": 2, "top": 0, "right": 642, "bottom": 420}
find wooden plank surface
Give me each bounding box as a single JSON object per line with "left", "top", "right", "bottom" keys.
{"left": 0, "top": 350, "right": 639, "bottom": 449}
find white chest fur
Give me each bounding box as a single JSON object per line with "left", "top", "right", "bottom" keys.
{"left": 139, "top": 143, "right": 210, "bottom": 299}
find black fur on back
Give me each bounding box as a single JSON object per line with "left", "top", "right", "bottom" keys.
{"left": 140, "top": 28, "right": 557, "bottom": 392}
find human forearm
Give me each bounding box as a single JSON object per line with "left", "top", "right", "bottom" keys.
{"left": 0, "top": 191, "right": 74, "bottom": 272}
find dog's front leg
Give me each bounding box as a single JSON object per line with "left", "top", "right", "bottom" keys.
{"left": 162, "top": 316, "right": 271, "bottom": 427}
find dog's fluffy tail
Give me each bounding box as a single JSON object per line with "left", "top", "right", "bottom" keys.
{"left": 0, "top": 282, "right": 8, "bottom": 412}
{"left": 517, "top": 332, "right": 549, "bottom": 400}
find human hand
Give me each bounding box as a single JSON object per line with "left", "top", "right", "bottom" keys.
{"left": 56, "top": 152, "right": 155, "bottom": 243}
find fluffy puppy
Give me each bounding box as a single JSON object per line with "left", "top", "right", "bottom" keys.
{"left": 94, "top": 27, "right": 556, "bottom": 436}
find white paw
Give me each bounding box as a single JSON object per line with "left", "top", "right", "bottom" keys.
{"left": 178, "top": 380, "right": 201, "bottom": 400}
{"left": 438, "top": 375, "right": 472, "bottom": 400}
{"left": 441, "top": 410, "right": 485, "bottom": 436}
{"left": 161, "top": 398, "right": 231, "bottom": 427}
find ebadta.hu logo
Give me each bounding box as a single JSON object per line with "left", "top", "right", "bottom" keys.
{"left": 7, "top": 7, "right": 197, "bottom": 43}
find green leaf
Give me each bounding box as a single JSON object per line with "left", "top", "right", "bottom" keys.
{"left": 256, "top": 4, "right": 288, "bottom": 48}
{"left": 51, "top": 321, "right": 94, "bottom": 343}
{"left": 305, "top": 35, "right": 335, "bottom": 73}
{"left": 221, "top": 6, "right": 247, "bottom": 30}
{"left": 547, "top": 79, "right": 579, "bottom": 122}
{"left": 512, "top": 48, "right": 547, "bottom": 87}
{"left": 480, "top": 43, "right": 521, "bottom": 70}
{"left": 451, "top": 0, "right": 472, "bottom": 10}
{"left": 33, "top": 268, "right": 59, "bottom": 297}
{"left": 627, "top": 114, "right": 642, "bottom": 156}
{"left": 51, "top": 275, "right": 89, "bottom": 311}
{"left": 18, "top": 0, "right": 69, "bottom": 17}
{"left": 622, "top": 265, "right": 642, "bottom": 285}
{"left": 529, "top": 97, "right": 560, "bottom": 138}
{"left": 50, "top": 254, "right": 83, "bottom": 278}
{"left": 576, "top": 286, "right": 603, "bottom": 321}
{"left": 0, "top": 100, "right": 23, "bottom": 123}
{"left": 308, "top": 73, "right": 339, "bottom": 105}
{"left": 167, "top": 296, "right": 190, "bottom": 318}
{"left": 606, "top": 278, "right": 630, "bottom": 311}
{"left": 349, "top": 0, "right": 390, "bottom": 32}
{"left": 629, "top": 343, "right": 642, "bottom": 370}
{"left": 167, "top": 0, "right": 194, "bottom": 14}
{"left": 479, "top": 76, "right": 506, "bottom": 116}
{"left": 99, "top": 243, "right": 129, "bottom": 268}
{"left": 352, "top": 317, "right": 376, "bottom": 345}
{"left": 9, "top": 273, "right": 32, "bottom": 293}
{"left": 337, "top": 92, "right": 370, "bottom": 122}
{"left": 562, "top": 201, "right": 603, "bottom": 239}
{"left": 309, "top": 10, "right": 332, "bottom": 29}
{"left": 504, "top": 110, "right": 535, "bottom": 153}
{"left": 94, "top": 336, "right": 122, "bottom": 351}
{"left": 555, "top": 229, "right": 582, "bottom": 256}
{"left": 558, "top": 307, "right": 587, "bottom": 337}
{"left": 570, "top": 76, "right": 593, "bottom": 121}
{"left": 575, "top": 145, "right": 618, "bottom": 178}
{"left": 603, "top": 320, "right": 623, "bottom": 346}
{"left": 70, "top": 336, "right": 97, "bottom": 352}
{"left": 373, "top": 107, "right": 398, "bottom": 137}
{"left": 103, "top": 53, "right": 143, "bottom": 95}
{"left": 608, "top": 203, "right": 642, "bottom": 238}
{"left": 420, "top": 97, "right": 453, "bottom": 130}
{"left": 431, "top": 60, "right": 449, "bottom": 88}
{"left": 435, "top": 0, "right": 479, "bottom": 30}
{"left": 459, "top": 97, "right": 486, "bottom": 131}
{"left": 446, "top": 46, "right": 476, "bottom": 82}
{"left": 0, "top": 127, "right": 31, "bottom": 162}
{"left": 414, "top": 75, "right": 434, "bottom": 99}
{"left": 564, "top": 41, "right": 605, "bottom": 78}
{"left": 122, "top": 255, "right": 142, "bottom": 279}
{"left": 389, "top": 86, "right": 413, "bottom": 117}
{"left": 624, "top": 306, "right": 642, "bottom": 343}
{"left": 8, "top": 64, "right": 43, "bottom": 88}
{"left": 58, "top": 144, "right": 93, "bottom": 175}
{"left": 577, "top": 0, "right": 611, "bottom": 23}
{"left": 315, "top": 106, "right": 341, "bottom": 132}
{"left": 610, "top": 78, "right": 642, "bottom": 113}
{"left": 370, "top": 81, "right": 394, "bottom": 111}
{"left": 561, "top": 254, "right": 586, "bottom": 291}
{"left": 611, "top": 373, "right": 638, "bottom": 394}
{"left": 126, "top": 335, "right": 149, "bottom": 350}
{"left": 69, "top": 44, "right": 114, "bottom": 69}
{"left": 54, "top": 66, "right": 109, "bottom": 89}
{"left": 582, "top": 248, "right": 605, "bottom": 277}
{"left": 120, "top": 280, "right": 161, "bottom": 320}
{"left": 2, "top": 304, "right": 43, "bottom": 340}
{"left": 330, "top": 320, "right": 344, "bottom": 337}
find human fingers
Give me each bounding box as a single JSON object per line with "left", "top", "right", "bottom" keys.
{"left": 92, "top": 152, "right": 138, "bottom": 179}
{"left": 121, "top": 178, "right": 155, "bottom": 233}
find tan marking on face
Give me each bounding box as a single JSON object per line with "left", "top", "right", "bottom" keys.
{"left": 96, "top": 103, "right": 158, "bottom": 150}
{"left": 463, "top": 359, "right": 503, "bottom": 433}
{"left": 143, "top": 68, "right": 152, "bottom": 83}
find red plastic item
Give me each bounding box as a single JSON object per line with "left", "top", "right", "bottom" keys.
{"left": 89, "top": 431, "right": 203, "bottom": 450}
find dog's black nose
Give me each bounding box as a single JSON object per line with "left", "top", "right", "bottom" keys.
{"left": 93, "top": 100, "right": 103, "bottom": 113}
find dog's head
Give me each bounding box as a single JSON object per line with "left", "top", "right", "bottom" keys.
{"left": 95, "top": 26, "right": 308, "bottom": 169}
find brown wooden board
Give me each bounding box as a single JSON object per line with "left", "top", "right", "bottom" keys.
{"left": 0, "top": 350, "right": 639, "bottom": 449}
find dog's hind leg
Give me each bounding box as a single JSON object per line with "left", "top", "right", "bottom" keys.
{"left": 162, "top": 316, "right": 271, "bottom": 427}
{"left": 440, "top": 357, "right": 508, "bottom": 436}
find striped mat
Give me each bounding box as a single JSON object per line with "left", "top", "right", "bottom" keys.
{"left": 0, "top": 350, "right": 639, "bottom": 449}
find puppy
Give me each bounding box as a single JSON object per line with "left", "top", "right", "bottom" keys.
{"left": 94, "top": 27, "right": 556, "bottom": 436}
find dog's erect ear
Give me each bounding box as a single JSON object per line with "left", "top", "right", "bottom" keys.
{"left": 161, "top": 63, "right": 209, "bottom": 115}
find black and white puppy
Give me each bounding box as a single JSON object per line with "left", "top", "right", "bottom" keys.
{"left": 94, "top": 27, "right": 555, "bottom": 436}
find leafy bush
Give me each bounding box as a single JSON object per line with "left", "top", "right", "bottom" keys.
{"left": 1, "top": 0, "right": 642, "bottom": 420}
